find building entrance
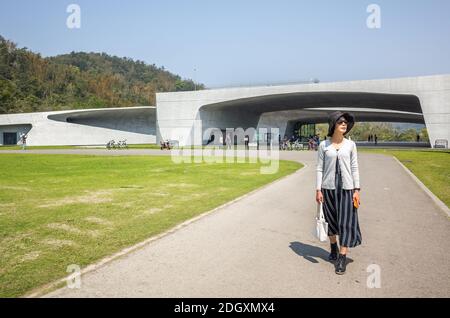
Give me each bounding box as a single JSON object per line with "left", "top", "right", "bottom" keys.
{"left": 3, "top": 132, "right": 17, "bottom": 145}
{"left": 293, "top": 123, "right": 316, "bottom": 142}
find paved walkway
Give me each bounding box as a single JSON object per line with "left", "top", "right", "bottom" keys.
{"left": 4, "top": 149, "right": 448, "bottom": 297}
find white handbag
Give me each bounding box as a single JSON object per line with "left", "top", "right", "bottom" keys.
{"left": 314, "top": 202, "right": 329, "bottom": 242}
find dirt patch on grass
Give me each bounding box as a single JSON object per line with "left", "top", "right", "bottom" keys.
{"left": 19, "top": 251, "right": 41, "bottom": 262}
{"left": 140, "top": 204, "right": 173, "bottom": 217}
{"left": 41, "top": 239, "right": 76, "bottom": 248}
{"left": 47, "top": 223, "right": 84, "bottom": 234}
{"left": 240, "top": 171, "right": 259, "bottom": 176}
{"left": 166, "top": 183, "right": 198, "bottom": 188}
{"left": 144, "top": 208, "right": 162, "bottom": 215}
{"left": 148, "top": 168, "right": 167, "bottom": 173}
{"left": 38, "top": 187, "right": 143, "bottom": 208}
{"left": 179, "top": 193, "right": 207, "bottom": 201}
{"left": 0, "top": 185, "right": 31, "bottom": 191}
{"left": 84, "top": 217, "right": 113, "bottom": 226}
{"left": 113, "top": 201, "right": 135, "bottom": 208}
{"left": 151, "top": 192, "right": 170, "bottom": 197}
{"left": 38, "top": 190, "right": 115, "bottom": 208}
{"left": 0, "top": 203, "right": 15, "bottom": 208}
{"left": 0, "top": 232, "right": 34, "bottom": 251}
{"left": 47, "top": 223, "right": 100, "bottom": 237}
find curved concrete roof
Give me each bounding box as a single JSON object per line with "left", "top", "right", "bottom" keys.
{"left": 45, "top": 106, "right": 156, "bottom": 134}
{"left": 47, "top": 106, "right": 156, "bottom": 122}
{"left": 199, "top": 91, "right": 422, "bottom": 114}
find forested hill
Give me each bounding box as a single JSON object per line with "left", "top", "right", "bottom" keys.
{"left": 0, "top": 35, "right": 204, "bottom": 114}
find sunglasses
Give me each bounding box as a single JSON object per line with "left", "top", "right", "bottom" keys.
{"left": 337, "top": 120, "right": 348, "bottom": 125}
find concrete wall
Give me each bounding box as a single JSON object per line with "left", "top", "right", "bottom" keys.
{"left": 156, "top": 74, "right": 450, "bottom": 147}
{"left": 0, "top": 107, "right": 156, "bottom": 146}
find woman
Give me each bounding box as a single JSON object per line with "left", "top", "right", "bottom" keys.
{"left": 315, "top": 111, "right": 362, "bottom": 275}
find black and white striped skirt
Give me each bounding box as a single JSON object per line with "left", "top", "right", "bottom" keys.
{"left": 322, "top": 188, "right": 362, "bottom": 248}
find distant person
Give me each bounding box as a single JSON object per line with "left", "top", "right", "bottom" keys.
{"left": 367, "top": 135, "right": 371, "bottom": 142}
{"left": 282, "top": 135, "right": 289, "bottom": 150}
{"left": 225, "top": 133, "right": 232, "bottom": 149}
{"left": 374, "top": 134, "right": 378, "bottom": 145}
{"left": 20, "top": 133, "right": 27, "bottom": 150}
{"left": 416, "top": 134, "right": 420, "bottom": 142}
{"left": 256, "top": 132, "right": 259, "bottom": 150}
{"left": 314, "top": 134, "right": 320, "bottom": 150}
{"left": 244, "top": 135, "right": 249, "bottom": 150}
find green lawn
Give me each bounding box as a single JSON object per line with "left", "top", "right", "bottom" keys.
{"left": 0, "top": 154, "right": 301, "bottom": 297}
{"left": 360, "top": 148, "right": 450, "bottom": 207}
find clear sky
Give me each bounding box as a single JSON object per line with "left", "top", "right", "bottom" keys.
{"left": 1, "top": 0, "right": 450, "bottom": 88}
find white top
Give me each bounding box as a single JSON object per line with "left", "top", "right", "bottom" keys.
{"left": 316, "top": 138, "right": 360, "bottom": 190}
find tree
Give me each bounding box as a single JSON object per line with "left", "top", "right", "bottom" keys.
{"left": 0, "top": 34, "right": 205, "bottom": 113}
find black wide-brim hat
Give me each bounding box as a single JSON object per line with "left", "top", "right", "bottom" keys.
{"left": 327, "top": 111, "right": 355, "bottom": 137}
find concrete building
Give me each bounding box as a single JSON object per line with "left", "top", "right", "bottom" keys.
{"left": 156, "top": 74, "right": 450, "bottom": 148}
{"left": 0, "top": 106, "right": 156, "bottom": 146}
{"left": 0, "top": 74, "right": 449, "bottom": 148}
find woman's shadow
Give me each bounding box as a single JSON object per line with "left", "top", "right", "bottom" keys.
{"left": 289, "top": 241, "right": 354, "bottom": 264}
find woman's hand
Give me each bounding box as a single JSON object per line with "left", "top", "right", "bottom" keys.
{"left": 353, "top": 190, "right": 360, "bottom": 206}
{"left": 316, "top": 190, "right": 323, "bottom": 204}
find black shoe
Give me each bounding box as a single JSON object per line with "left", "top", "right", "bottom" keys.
{"left": 335, "top": 254, "right": 347, "bottom": 275}
{"left": 328, "top": 242, "right": 338, "bottom": 262}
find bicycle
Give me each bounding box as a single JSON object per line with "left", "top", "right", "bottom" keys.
{"left": 106, "top": 140, "right": 117, "bottom": 150}
{"left": 292, "top": 140, "right": 304, "bottom": 151}
{"left": 118, "top": 139, "right": 128, "bottom": 149}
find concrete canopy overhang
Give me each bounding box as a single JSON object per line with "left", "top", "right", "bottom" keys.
{"left": 47, "top": 106, "right": 156, "bottom": 135}
{"left": 47, "top": 106, "right": 156, "bottom": 122}
{"left": 198, "top": 91, "right": 424, "bottom": 135}
{"left": 199, "top": 91, "right": 422, "bottom": 115}
{"left": 198, "top": 92, "right": 425, "bottom": 145}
